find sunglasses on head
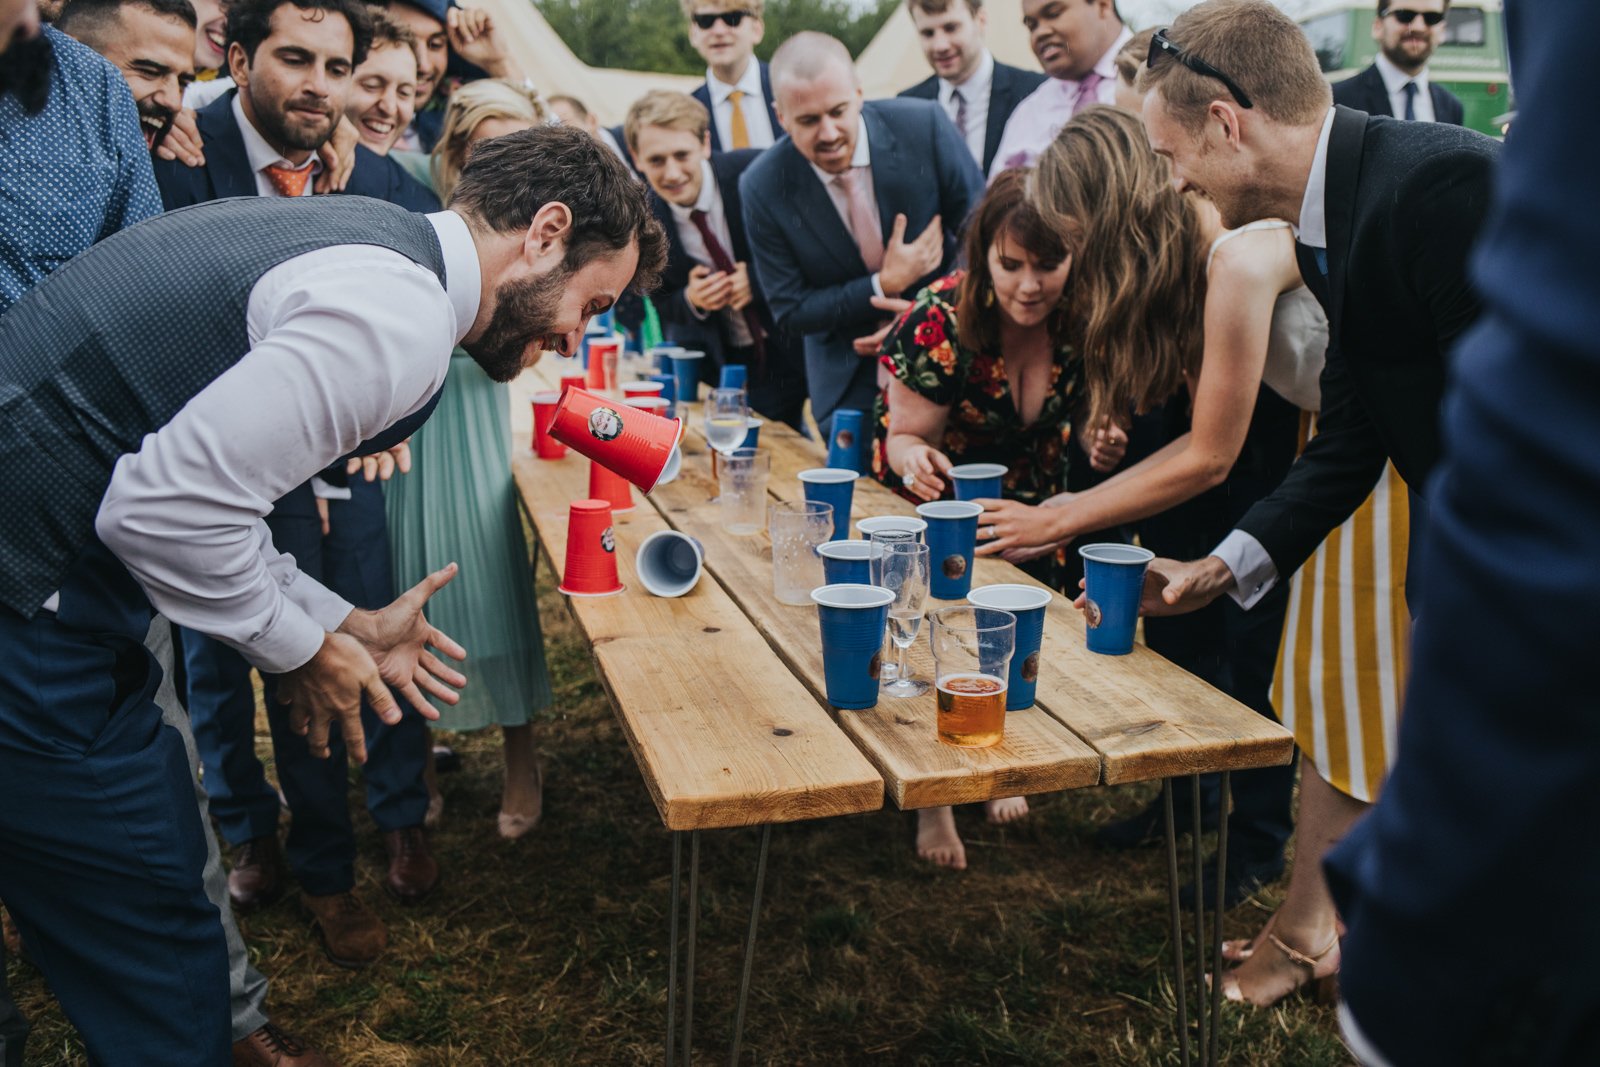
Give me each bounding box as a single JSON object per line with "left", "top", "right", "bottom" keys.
{"left": 1147, "top": 28, "right": 1254, "bottom": 110}
{"left": 1383, "top": 8, "right": 1446, "bottom": 25}
{"left": 691, "top": 9, "right": 752, "bottom": 29}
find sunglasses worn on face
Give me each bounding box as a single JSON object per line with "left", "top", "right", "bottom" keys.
{"left": 1383, "top": 8, "right": 1446, "bottom": 26}
{"left": 691, "top": 10, "right": 751, "bottom": 29}
{"left": 1147, "top": 28, "right": 1254, "bottom": 110}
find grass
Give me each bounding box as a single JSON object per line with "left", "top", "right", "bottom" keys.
{"left": 6, "top": 552, "right": 1354, "bottom": 1065}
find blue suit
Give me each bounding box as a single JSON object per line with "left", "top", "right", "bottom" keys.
{"left": 1326, "top": 2, "right": 1600, "bottom": 1062}
{"left": 691, "top": 61, "right": 781, "bottom": 153}
{"left": 898, "top": 59, "right": 1047, "bottom": 174}
{"left": 740, "top": 98, "right": 983, "bottom": 428}
{"left": 152, "top": 92, "right": 434, "bottom": 894}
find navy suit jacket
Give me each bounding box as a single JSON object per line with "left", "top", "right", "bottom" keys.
{"left": 1325, "top": 2, "right": 1600, "bottom": 1063}
{"left": 152, "top": 91, "right": 440, "bottom": 212}
{"left": 691, "top": 61, "right": 781, "bottom": 153}
{"left": 739, "top": 98, "right": 984, "bottom": 421}
{"left": 1332, "top": 62, "right": 1465, "bottom": 126}
{"left": 898, "top": 59, "right": 1047, "bottom": 174}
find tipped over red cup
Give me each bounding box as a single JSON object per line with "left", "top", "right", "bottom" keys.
{"left": 531, "top": 391, "right": 566, "bottom": 459}
{"left": 559, "top": 499, "right": 624, "bottom": 597}
{"left": 588, "top": 457, "right": 634, "bottom": 514}
{"left": 548, "top": 387, "right": 683, "bottom": 494}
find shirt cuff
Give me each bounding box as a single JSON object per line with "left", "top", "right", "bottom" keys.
{"left": 310, "top": 475, "right": 351, "bottom": 501}
{"left": 870, "top": 272, "right": 885, "bottom": 299}
{"left": 244, "top": 598, "right": 332, "bottom": 674}
{"left": 1212, "top": 529, "right": 1278, "bottom": 611}
{"left": 687, "top": 297, "right": 710, "bottom": 321}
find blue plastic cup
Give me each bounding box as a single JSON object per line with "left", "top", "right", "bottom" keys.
{"left": 811, "top": 584, "right": 895, "bottom": 710}
{"left": 740, "top": 417, "right": 764, "bottom": 450}
{"left": 966, "top": 584, "right": 1053, "bottom": 709}
{"left": 818, "top": 540, "right": 882, "bottom": 585}
{"left": 916, "top": 501, "right": 983, "bottom": 599}
{"left": 668, "top": 351, "right": 705, "bottom": 413}
{"left": 855, "top": 515, "right": 927, "bottom": 542}
{"left": 800, "top": 468, "right": 859, "bottom": 540}
{"left": 720, "top": 364, "right": 748, "bottom": 390}
{"left": 949, "top": 462, "right": 1007, "bottom": 501}
{"left": 646, "top": 372, "right": 677, "bottom": 409}
{"left": 635, "top": 530, "right": 704, "bottom": 598}
{"left": 826, "top": 408, "right": 867, "bottom": 472}
{"left": 1078, "top": 543, "right": 1154, "bottom": 655}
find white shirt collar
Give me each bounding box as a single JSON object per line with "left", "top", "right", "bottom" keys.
{"left": 708, "top": 58, "right": 763, "bottom": 107}
{"left": 231, "top": 92, "right": 316, "bottom": 178}
{"left": 1374, "top": 51, "right": 1429, "bottom": 94}
{"left": 426, "top": 211, "right": 483, "bottom": 345}
{"left": 941, "top": 49, "right": 994, "bottom": 103}
{"left": 808, "top": 114, "right": 871, "bottom": 187}
{"left": 668, "top": 159, "right": 721, "bottom": 223}
{"left": 1295, "top": 107, "right": 1337, "bottom": 249}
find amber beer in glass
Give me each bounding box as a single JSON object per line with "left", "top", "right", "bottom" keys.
{"left": 936, "top": 672, "right": 1007, "bottom": 747}
{"left": 929, "top": 607, "right": 1016, "bottom": 749}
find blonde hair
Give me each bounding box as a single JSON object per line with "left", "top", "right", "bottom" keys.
{"left": 1032, "top": 106, "right": 1208, "bottom": 429}
{"left": 1137, "top": 0, "right": 1330, "bottom": 133}
{"left": 431, "top": 79, "right": 549, "bottom": 202}
{"left": 1113, "top": 26, "right": 1154, "bottom": 89}
{"left": 679, "top": 0, "right": 764, "bottom": 19}
{"left": 623, "top": 90, "right": 711, "bottom": 155}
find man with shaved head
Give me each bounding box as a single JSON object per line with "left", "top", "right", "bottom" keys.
{"left": 741, "top": 31, "right": 982, "bottom": 434}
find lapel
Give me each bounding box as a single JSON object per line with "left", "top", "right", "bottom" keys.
{"left": 1358, "top": 65, "right": 1393, "bottom": 117}
{"left": 714, "top": 154, "right": 750, "bottom": 261}
{"left": 196, "top": 91, "right": 259, "bottom": 200}
{"left": 649, "top": 189, "right": 692, "bottom": 290}
{"left": 865, "top": 103, "right": 914, "bottom": 252}
{"left": 903, "top": 74, "right": 939, "bottom": 100}
{"left": 780, "top": 141, "right": 863, "bottom": 277}
{"left": 984, "top": 65, "right": 1017, "bottom": 172}
{"left": 757, "top": 62, "right": 781, "bottom": 135}
{"left": 692, "top": 82, "right": 722, "bottom": 152}
{"left": 1323, "top": 106, "right": 1367, "bottom": 340}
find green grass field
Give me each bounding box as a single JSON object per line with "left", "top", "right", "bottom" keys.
{"left": 6, "top": 552, "right": 1354, "bottom": 1065}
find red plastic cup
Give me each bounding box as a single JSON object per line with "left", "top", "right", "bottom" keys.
{"left": 625, "top": 396, "right": 671, "bottom": 414}
{"left": 531, "top": 391, "right": 566, "bottom": 459}
{"left": 588, "top": 457, "right": 635, "bottom": 514}
{"left": 623, "top": 380, "right": 666, "bottom": 400}
{"left": 548, "top": 387, "right": 683, "bottom": 493}
{"left": 559, "top": 499, "right": 624, "bottom": 597}
{"left": 586, "top": 338, "right": 621, "bottom": 392}
{"left": 559, "top": 370, "right": 588, "bottom": 398}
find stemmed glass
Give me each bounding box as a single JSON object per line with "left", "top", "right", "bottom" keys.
{"left": 704, "top": 387, "right": 749, "bottom": 500}
{"left": 875, "top": 541, "right": 931, "bottom": 697}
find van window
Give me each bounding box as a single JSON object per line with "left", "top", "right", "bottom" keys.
{"left": 1442, "top": 7, "right": 1486, "bottom": 46}
{"left": 1303, "top": 12, "right": 1349, "bottom": 72}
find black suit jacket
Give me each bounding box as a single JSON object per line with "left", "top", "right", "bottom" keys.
{"left": 691, "top": 61, "right": 781, "bottom": 153}
{"left": 1233, "top": 106, "right": 1497, "bottom": 576}
{"left": 152, "top": 91, "right": 440, "bottom": 212}
{"left": 1332, "top": 63, "right": 1465, "bottom": 126}
{"left": 899, "top": 59, "right": 1047, "bottom": 173}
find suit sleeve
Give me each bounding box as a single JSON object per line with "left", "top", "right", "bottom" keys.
{"left": 1401, "top": 148, "right": 1493, "bottom": 363}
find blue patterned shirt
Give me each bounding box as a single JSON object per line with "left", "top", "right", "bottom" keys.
{"left": 0, "top": 27, "right": 162, "bottom": 314}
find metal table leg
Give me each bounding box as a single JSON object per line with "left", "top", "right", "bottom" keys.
{"left": 1162, "top": 779, "right": 1192, "bottom": 1067}
{"left": 1208, "top": 772, "right": 1231, "bottom": 1067}
{"left": 1190, "top": 776, "right": 1207, "bottom": 1060}
{"left": 683, "top": 830, "right": 701, "bottom": 1065}
{"left": 727, "top": 824, "right": 772, "bottom": 1067}
{"left": 666, "top": 832, "right": 683, "bottom": 1067}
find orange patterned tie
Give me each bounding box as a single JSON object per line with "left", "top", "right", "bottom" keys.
{"left": 727, "top": 89, "right": 750, "bottom": 149}
{"left": 263, "top": 163, "right": 312, "bottom": 198}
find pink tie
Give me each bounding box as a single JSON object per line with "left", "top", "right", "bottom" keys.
{"left": 834, "top": 169, "right": 884, "bottom": 272}
{"left": 1071, "top": 72, "right": 1104, "bottom": 117}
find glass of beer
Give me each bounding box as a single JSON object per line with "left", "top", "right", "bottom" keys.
{"left": 929, "top": 606, "right": 1016, "bottom": 748}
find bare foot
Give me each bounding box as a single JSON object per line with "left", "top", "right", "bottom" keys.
{"left": 915, "top": 806, "right": 967, "bottom": 870}
{"left": 1218, "top": 923, "right": 1339, "bottom": 1007}
{"left": 1222, "top": 914, "right": 1275, "bottom": 964}
{"left": 498, "top": 762, "right": 543, "bottom": 840}
{"left": 985, "top": 795, "right": 1029, "bottom": 825}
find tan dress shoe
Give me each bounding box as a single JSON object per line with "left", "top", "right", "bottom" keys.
{"left": 382, "top": 826, "right": 439, "bottom": 903}
{"left": 228, "top": 835, "right": 287, "bottom": 912}
{"left": 232, "top": 1022, "right": 336, "bottom": 1066}
{"left": 300, "top": 891, "right": 386, "bottom": 969}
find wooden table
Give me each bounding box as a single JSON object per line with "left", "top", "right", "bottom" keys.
{"left": 509, "top": 363, "right": 1293, "bottom": 1067}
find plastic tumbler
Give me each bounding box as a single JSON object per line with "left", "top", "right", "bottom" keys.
{"left": 530, "top": 391, "right": 566, "bottom": 459}
{"left": 635, "top": 530, "right": 704, "bottom": 598}
{"left": 1078, "top": 543, "right": 1154, "bottom": 655}
{"left": 826, "top": 408, "right": 867, "bottom": 472}
{"left": 623, "top": 380, "right": 666, "bottom": 400}
{"left": 740, "top": 417, "right": 764, "bottom": 450}
{"left": 717, "top": 447, "right": 769, "bottom": 535}
{"left": 559, "top": 370, "right": 588, "bottom": 398}
{"left": 856, "top": 515, "right": 927, "bottom": 542}
{"left": 770, "top": 500, "right": 832, "bottom": 606}
{"left": 646, "top": 373, "right": 678, "bottom": 409}
{"left": 811, "top": 584, "right": 895, "bottom": 710}
{"left": 916, "top": 500, "right": 984, "bottom": 599}
{"left": 929, "top": 606, "right": 1016, "bottom": 746}
{"left": 548, "top": 387, "right": 683, "bottom": 493}
{"left": 559, "top": 499, "right": 624, "bottom": 597}
{"left": 949, "top": 463, "right": 1007, "bottom": 501}
{"left": 818, "top": 540, "right": 881, "bottom": 585}
{"left": 588, "top": 457, "right": 634, "bottom": 514}
{"left": 799, "top": 468, "right": 859, "bottom": 541}
{"left": 966, "top": 584, "right": 1053, "bottom": 709}
{"left": 668, "top": 350, "right": 705, "bottom": 413}
{"left": 719, "top": 364, "right": 748, "bottom": 390}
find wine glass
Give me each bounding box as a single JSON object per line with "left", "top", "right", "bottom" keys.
{"left": 704, "top": 387, "right": 748, "bottom": 500}
{"left": 877, "top": 541, "right": 931, "bottom": 697}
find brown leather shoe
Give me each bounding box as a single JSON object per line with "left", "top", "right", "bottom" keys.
{"left": 301, "top": 891, "right": 386, "bottom": 969}
{"left": 382, "top": 825, "right": 439, "bottom": 903}
{"left": 228, "top": 835, "right": 287, "bottom": 912}
{"left": 232, "top": 1021, "right": 335, "bottom": 1066}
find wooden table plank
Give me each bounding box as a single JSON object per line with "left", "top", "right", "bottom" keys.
{"left": 512, "top": 446, "right": 884, "bottom": 830}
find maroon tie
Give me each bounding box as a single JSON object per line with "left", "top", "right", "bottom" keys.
{"left": 690, "top": 207, "right": 766, "bottom": 364}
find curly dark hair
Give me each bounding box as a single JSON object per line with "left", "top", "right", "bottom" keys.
{"left": 449, "top": 123, "right": 667, "bottom": 295}
{"left": 225, "top": 0, "right": 373, "bottom": 68}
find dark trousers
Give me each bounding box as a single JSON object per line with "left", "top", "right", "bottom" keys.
{"left": 181, "top": 479, "right": 428, "bottom": 895}
{"left": 0, "top": 546, "right": 230, "bottom": 1065}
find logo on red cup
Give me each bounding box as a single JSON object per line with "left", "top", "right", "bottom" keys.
{"left": 601, "top": 527, "right": 615, "bottom": 553}
{"left": 589, "top": 406, "right": 623, "bottom": 442}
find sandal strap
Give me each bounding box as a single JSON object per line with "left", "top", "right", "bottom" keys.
{"left": 1265, "top": 931, "right": 1339, "bottom": 971}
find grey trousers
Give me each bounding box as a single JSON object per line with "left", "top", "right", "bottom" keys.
{"left": 0, "top": 618, "right": 269, "bottom": 1063}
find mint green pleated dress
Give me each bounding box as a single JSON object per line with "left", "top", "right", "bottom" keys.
{"left": 386, "top": 352, "right": 554, "bottom": 729}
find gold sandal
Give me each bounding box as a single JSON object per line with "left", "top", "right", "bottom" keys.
{"left": 1219, "top": 930, "right": 1340, "bottom": 1007}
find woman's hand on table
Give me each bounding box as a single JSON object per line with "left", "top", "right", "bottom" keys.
{"left": 976, "top": 499, "right": 1065, "bottom": 556}
{"left": 896, "top": 443, "right": 952, "bottom": 501}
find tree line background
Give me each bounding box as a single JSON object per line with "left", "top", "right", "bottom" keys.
{"left": 537, "top": 0, "right": 903, "bottom": 74}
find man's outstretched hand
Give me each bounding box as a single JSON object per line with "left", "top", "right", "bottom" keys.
{"left": 1072, "top": 555, "right": 1238, "bottom": 618}
{"left": 276, "top": 563, "right": 467, "bottom": 762}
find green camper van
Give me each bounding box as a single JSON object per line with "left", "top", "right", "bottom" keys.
{"left": 1298, "top": 1, "right": 1512, "bottom": 135}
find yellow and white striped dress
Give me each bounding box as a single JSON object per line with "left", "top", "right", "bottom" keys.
{"left": 1272, "top": 462, "right": 1411, "bottom": 803}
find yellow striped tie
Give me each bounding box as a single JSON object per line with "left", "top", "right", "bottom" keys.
{"left": 728, "top": 89, "right": 750, "bottom": 149}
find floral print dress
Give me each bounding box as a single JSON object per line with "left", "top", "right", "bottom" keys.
{"left": 873, "top": 271, "right": 1081, "bottom": 507}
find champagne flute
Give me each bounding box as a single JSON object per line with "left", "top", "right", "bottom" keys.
{"left": 704, "top": 387, "right": 749, "bottom": 501}
{"left": 877, "top": 541, "right": 930, "bottom": 697}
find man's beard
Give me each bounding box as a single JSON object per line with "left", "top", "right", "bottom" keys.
{"left": 0, "top": 33, "right": 52, "bottom": 115}
{"left": 253, "top": 88, "right": 337, "bottom": 152}
{"left": 139, "top": 98, "right": 177, "bottom": 150}
{"left": 1382, "top": 35, "right": 1434, "bottom": 73}
{"left": 463, "top": 264, "right": 572, "bottom": 383}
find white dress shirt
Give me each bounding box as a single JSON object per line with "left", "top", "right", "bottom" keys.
{"left": 89, "top": 212, "right": 481, "bottom": 674}
{"left": 988, "top": 26, "right": 1130, "bottom": 178}
{"left": 1374, "top": 51, "right": 1436, "bottom": 122}
{"left": 669, "top": 160, "right": 753, "bottom": 346}
{"left": 184, "top": 74, "right": 234, "bottom": 110}
{"left": 810, "top": 116, "right": 884, "bottom": 297}
{"left": 233, "top": 93, "right": 317, "bottom": 197}
{"left": 939, "top": 49, "right": 994, "bottom": 168}
{"left": 1210, "top": 107, "right": 1336, "bottom": 610}
{"left": 707, "top": 59, "right": 775, "bottom": 150}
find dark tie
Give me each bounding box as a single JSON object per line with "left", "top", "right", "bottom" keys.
{"left": 1402, "top": 81, "right": 1418, "bottom": 121}
{"left": 689, "top": 207, "right": 766, "bottom": 363}
{"left": 951, "top": 88, "right": 968, "bottom": 141}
